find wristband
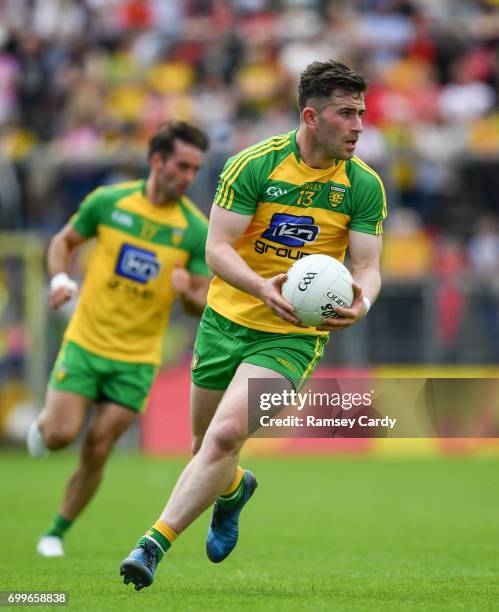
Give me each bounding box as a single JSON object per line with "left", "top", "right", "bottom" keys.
{"left": 50, "top": 272, "right": 78, "bottom": 293}
{"left": 362, "top": 296, "right": 371, "bottom": 314}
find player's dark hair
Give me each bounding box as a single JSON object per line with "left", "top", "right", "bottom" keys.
{"left": 297, "top": 60, "right": 367, "bottom": 112}
{"left": 148, "top": 121, "right": 209, "bottom": 159}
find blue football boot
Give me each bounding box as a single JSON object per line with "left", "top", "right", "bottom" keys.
{"left": 206, "top": 470, "right": 258, "bottom": 563}
{"left": 120, "top": 541, "right": 159, "bottom": 591}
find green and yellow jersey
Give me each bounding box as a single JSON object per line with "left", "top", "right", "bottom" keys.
{"left": 208, "top": 130, "right": 387, "bottom": 334}
{"left": 65, "top": 180, "right": 209, "bottom": 365}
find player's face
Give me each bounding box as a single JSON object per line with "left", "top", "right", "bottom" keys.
{"left": 155, "top": 140, "right": 204, "bottom": 199}
{"left": 314, "top": 90, "right": 365, "bottom": 160}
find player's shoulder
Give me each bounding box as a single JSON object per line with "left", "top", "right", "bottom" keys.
{"left": 179, "top": 196, "right": 208, "bottom": 226}
{"left": 347, "top": 156, "right": 385, "bottom": 193}
{"left": 94, "top": 179, "right": 143, "bottom": 199}
{"left": 83, "top": 179, "right": 143, "bottom": 207}
{"left": 225, "top": 132, "right": 293, "bottom": 168}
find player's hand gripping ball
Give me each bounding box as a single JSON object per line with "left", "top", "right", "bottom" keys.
{"left": 282, "top": 254, "right": 354, "bottom": 326}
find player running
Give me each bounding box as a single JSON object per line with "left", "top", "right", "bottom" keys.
{"left": 27, "top": 121, "right": 211, "bottom": 557}
{"left": 121, "top": 59, "right": 387, "bottom": 590}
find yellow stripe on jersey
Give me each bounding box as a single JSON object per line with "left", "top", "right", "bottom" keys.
{"left": 269, "top": 153, "right": 351, "bottom": 187}
{"left": 117, "top": 191, "right": 189, "bottom": 228}
{"left": 226, "top": 188, "right": 235, "bottom": 210}
{"left": 220, "top": 135, "right": 289, "bottom": 182}
{"left": 180, "top": 196, "right": 208, "bottom": 223}
{"left": 352, "top": 156, "right": 388, "bottom": 221}
{"left": 217, "top": 135, "right": 289, "bottom": 208}
{"left": 220, "top": 139, "right": 291, "bottom": 209}
{"left": 216, "top": 136, "right": 290, "bottom": 208}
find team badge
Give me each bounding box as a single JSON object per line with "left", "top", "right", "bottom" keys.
{"left": 55, "top": 366, "right": 68, "bottom": 382}
{"left": 191, "top": 350, "right": 200, "bottom": 371}
{"left": 171, "top": 228, "right": 184, "bottom": 246}
{"left": 328, "top": 185, "right": 345, "bottom": 208}
{"left": 140, "top": 219, "right": 160, "bottom": 241}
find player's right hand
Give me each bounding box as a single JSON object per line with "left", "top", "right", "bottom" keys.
{"left": 259, "top": 274, "right": 304, "bottom": 327}
{"left": 49, "top": 272, "right": 78, "bottom": 310}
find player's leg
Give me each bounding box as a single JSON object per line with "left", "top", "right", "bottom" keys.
{"left": 190, "top": 383, "right": 224, "bottom": 455}
{"left": 28, "top": 389, "right": 90, "bottom": 456}
{"left": 32, "top": 390, "right": 92, "bottom": 556}
{"left": 121, "top": 364, "right": 287, "bottom": 590}
{"left": 58, "top": 401, "right": 137, "bottom": 522}
{"left": 27, "top": 341, "right": 98, "bottom": 458}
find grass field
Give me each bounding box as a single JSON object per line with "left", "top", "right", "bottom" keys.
{"left": 0, "top": 450, "right": 498, "bottom": 611}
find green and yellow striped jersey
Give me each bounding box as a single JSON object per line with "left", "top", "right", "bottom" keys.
{"left": 208, "top": 130, "right": 387, "bottom": 334}
{"left": 66, "top": 180, "right": 209, "bottom": 365}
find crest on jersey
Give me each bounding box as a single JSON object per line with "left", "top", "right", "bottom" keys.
{"left": 328, "top": 185, "right": 345, "bottom": 208}
{"left": 171, "top": 228, "right": 184, "bottom": 246}
{"left": 191, "top": 350, "right": 200, "bottom": 371}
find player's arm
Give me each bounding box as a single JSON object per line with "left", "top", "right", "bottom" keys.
{"left": 171, "top": 265, "right": 210, "bottom": 315}
{"left": 316, "top": 230, "right": 382, "bottom": 331}
{"left": 206, "top": 205, "right": 301, "bottom": 325}
{"left": 47, "top": 223, "right": 87, "bottom": 310}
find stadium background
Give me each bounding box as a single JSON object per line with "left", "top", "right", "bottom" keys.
{"left": 0, "top": 2, "right": 498, "bottom": 610}
{"left": 0, "top": 0, "right": 498, "bottom": 450}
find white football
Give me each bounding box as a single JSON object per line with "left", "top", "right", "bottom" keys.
{"left": 282, "top": 254, "right": 354, "bottom": 326}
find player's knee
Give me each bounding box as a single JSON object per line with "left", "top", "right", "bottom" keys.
{"left": 82, "top": 434, "right": 114, "bottom": 468}
{"left": 43, "top": 426, "right": 76, "bottom": 450}
{"left": 207, "top": 420, "right": 245, "bottom": 455}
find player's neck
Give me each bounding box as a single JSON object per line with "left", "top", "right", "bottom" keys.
{"left": 144, "top": 177, "right": 176, "bottom": 207}
{"left": 296, "top": 126, "right": 337, "bottom": 169}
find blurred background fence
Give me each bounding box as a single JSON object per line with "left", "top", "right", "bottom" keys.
{"left": 1, "top": 0, "right": 498, "bottom": 447}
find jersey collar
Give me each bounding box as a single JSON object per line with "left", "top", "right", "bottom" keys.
{"left": 290, "top": 129, "right": 301, "bottom": 163}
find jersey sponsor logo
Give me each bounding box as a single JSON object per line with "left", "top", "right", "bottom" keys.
{"left": 265, "top": 185, "right": 288, "bottom": 198}
{"left": 298, "top": 272, "right": 317, "bottom": 291}
{"left": 261, "top": 213, "right": 319, "bottom": 247}
{"left": 328, "top": 185, "right": 345, "bottom": 208}
{"left": 254, "top": 240, "right": 310, "bottom": 260}
{"left": 301, "top": 182, "right": 323, "bottom": 192}
{"left": 111, "top": 210, "right": 133, "bottom": 227}
{"left": 115, "top": 244, "right": 161, "bottom": 284}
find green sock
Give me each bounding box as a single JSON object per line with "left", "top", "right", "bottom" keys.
{"left": 43, "top": 513, "right": 73, "bottom": 538}
{"left": 137, "top": 528, "right": 172, "bottom": 562}
{"left": 217, "top": 478, "right": 244, "bottom": 511}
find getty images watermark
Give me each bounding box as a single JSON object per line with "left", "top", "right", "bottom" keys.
{"left": 258, "top": 388, "right": 396, "bottom": 431}
{"left": 248, "top": 378, "right": 499, "bottom": 438}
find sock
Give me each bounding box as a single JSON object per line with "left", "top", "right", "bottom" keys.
{"left": 137, "top": 520, "right": 177, "bottom": 561}
{"left": 43, "top": 513, "right": 73, "bottom": 539}
{"left": 217, "top": 466, "right": 245, "bottom": 511}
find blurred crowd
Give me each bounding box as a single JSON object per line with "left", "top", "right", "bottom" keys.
{"left": 0, "top": 1, "right": 499, "bottom": 285}
{"left": 0, "top": 0, "right": 498, "bottom": 395}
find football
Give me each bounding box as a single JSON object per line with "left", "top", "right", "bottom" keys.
{"left": 282, "top": 254, "right": 354, "bottom": 326}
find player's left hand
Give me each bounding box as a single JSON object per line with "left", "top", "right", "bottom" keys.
{"left": 171, "top": 263, "right": 191, "bottom": 295}
{"left": 315, "top": 282, "right": 368, "bottom": 332}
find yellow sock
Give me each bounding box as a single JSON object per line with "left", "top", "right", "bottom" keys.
{"left": 222, "top": 466, "right": 244, "bottom": 496}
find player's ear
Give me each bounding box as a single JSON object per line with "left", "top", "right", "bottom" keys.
{"left": 302, "top": 106, "right": 319, "bottom": 129}
{"left": 150, "top": 151, "right": 165, "bottom": 170}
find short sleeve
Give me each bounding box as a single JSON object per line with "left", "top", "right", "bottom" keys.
{"left": 186, "top": 216, "right": 210, "bottom": 276}
{"left": 349, "top": 172, "right": 387, "bottom": 236}
{"left": 213, "top": 153, "right": 260, "bottom": 215}
{"left": 71, "top": 188, "right": 105, "bottom": 238}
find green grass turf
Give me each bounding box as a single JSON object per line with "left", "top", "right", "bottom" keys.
{"left": 0, "top": 450, "right": 498, "bottom": 611}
